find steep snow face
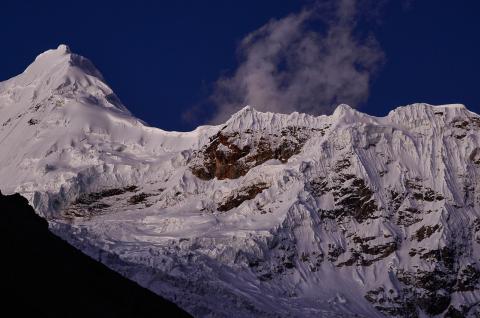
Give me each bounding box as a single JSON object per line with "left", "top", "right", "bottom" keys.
{"left": 2, "top": 47, "right": 480, "bottom": 318}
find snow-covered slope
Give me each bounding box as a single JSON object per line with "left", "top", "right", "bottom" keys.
{"left": 0, "top": 45, "right": 216, "bottom": 217}
{"left": 2, "top": 46, "right": 480, "bottom": 317}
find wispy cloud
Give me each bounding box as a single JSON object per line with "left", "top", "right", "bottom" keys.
{"left": 208, "top": 0, "right": 385, "bottom": 123}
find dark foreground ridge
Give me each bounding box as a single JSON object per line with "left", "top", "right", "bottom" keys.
{"left": 0, "top": 191, "right": 191, "bottom": 318}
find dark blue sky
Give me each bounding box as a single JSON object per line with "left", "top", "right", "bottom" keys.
{"left": 1, "top": 1, "right": 479, "bottom": 130}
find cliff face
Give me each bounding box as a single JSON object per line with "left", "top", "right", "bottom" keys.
{"left": 2, "top": 46, "right": 480, "bottom": 317}
{"left": 0, "top": 191, "right": 191, "bottom": 318}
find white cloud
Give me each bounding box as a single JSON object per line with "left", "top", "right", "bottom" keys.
{"left": 209, "top": 0, "right": 385, "bottom": 123}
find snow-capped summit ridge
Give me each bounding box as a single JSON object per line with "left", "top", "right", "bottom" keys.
{"left": 223, "top": 104, "right": 330, "bottom": 133}
{"left": 25, "top": 44, "right": 73, "bottom": 76}
{"left": 388, "top": 102, "right": 467, "bottom": 115}
{"left": 22, "top": 44, "right": 104, "bottom": 83}
{"left": 56, "top": 43, "right": 71, "bottom": 53}
{"left": 0, "top": 45, "right": 131, "bottom": 115}
{"left": 220, "top": 102, "right": 476, "bottom": 137}
{"left": 385, "top": 102, "right": 476, "bottom": 129}
{"left": 31, "top": 43, "right": 71, "bottom": 62}
{"left": 330, "top": 103, "right": 366, "bottom": 125}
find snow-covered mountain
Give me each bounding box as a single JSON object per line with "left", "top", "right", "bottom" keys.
{"left": 1, "top": 45, "right": 480, "bottom": 317}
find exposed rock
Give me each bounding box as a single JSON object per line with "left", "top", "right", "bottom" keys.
{"left": 74, "top": 185, "right": 138, "bottom": 205}
{"left": 365, "top": 287, "right": 418, "bottom": 318}
{"left": 470, "top": 148, "right": 480, "bottom": 165}
{"left": 27, "top": 118, "right": 39, "bottom": 125}
{"left": 327, "top": 244, "right": 345, "bottom": 262}
{"left": 397, "top": 207, "right": 425, "bottom": 227}
{"left": 319, "top": 176, "right": 378, "bottom": 223}
{"left": 338, "top": 241, "right": 397, "bottom": 267}
{"left": 412, "top": 224, "right": 441, "bottom": 242}
{"left": 306, "top": 176, "right": 329, "bottom": 197}
{"left": 454, "top": 264, "right": 480, "bottom": 292}
{"left": 444, "top": 306, "right": 464, "bottom": 318}
{"left": 63, "top": 186, "right": 138, "bottom": 217}
{"left": 128, "top": 192, "right": 154, "bottom": 205}
{"left": 218, "top": 182, "right": 269, "bottom": 212}
{"left": 190, "top": 126, "right": 315, "bottom": 180}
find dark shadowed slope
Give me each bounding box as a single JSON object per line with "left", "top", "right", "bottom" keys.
{"left": 0, "top": 191, "right": 191, "bottom": 318}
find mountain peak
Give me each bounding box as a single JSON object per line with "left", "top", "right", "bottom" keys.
{"left": 0, "top": 44, "right": 130, "bottom": 118}
{"left": 31, "top": 44, "right": 73, "bottom": 66}
{"left": 20, "top": 44, "right": 104, "bottom": 84}
{"left": 332, "top": 103, "right": 357, "bottom": 117}
{"left": 239, "top": 105, "right": 255, "bottom": 112}
{"left": 56, "top": 44, "right": 71, "bottom": 54}
{"left": 230, "top": 105, "right": 257, "bottom": 117}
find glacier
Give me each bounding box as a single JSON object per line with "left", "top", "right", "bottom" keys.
{"left": 1, "top": 45, "right": 480, "bottom": 317}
